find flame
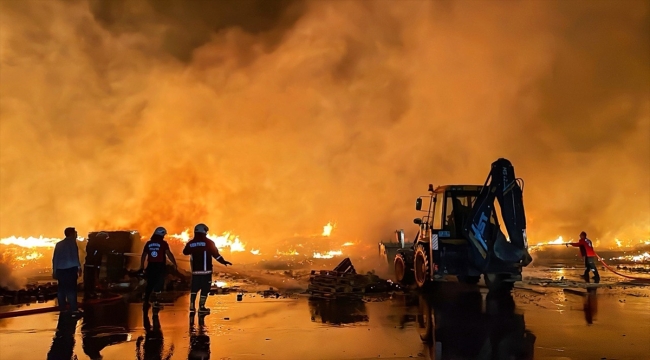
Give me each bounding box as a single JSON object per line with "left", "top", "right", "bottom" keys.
{"left": 342, "top": 242, "right": 355, "bottom": 247}
{"left": 250, "top": 249, "right": 261, "bottom": 255}
{"left": 168, "top": 230, "right": 246, "bottom": 252}
{"left": 276, "top": 249, "right": 300, "bottom": 256}
{"left": 322, "top": 222, "right": 335, "bottom": 237}
{"left": 212, "top": 281, "right": 228, "bottom": 288}
{"left": 0, "top": 235, "right": 83, "bottom": 248}
{"left": 615, "top": 238, "right": 623, "bottom": 248}
{"left": 610, "top": 252, "right": 650, "bottom": 263}
{"left": 313, "top": 250, "right": 343, "bottom": 259}
{"left": 15, "top": 251, "right": 43, "bottom": 261}
{"left": 529, "top": 236, "right": 565, "bottom": 251}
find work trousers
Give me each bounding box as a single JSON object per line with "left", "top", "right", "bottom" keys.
{"left": 583, "top": 256, "right": 600, "bottom": 282}
{"left": 56, "top": 267, "right": 78, "bottom": 312}
{"left": 144, "top": 263, "right": 166, "bottom": 304}
{"left": 191, "top": 274, "right": 212, "bottom": 296}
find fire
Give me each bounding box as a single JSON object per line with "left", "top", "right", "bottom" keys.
{"left": 342, "top": 242, "right": 355, "bottom": 247}
{"left": 615, "top": 238, "right": 623, "bottom": 248}
{"left": 529, "top": 236, "right": 566, "bottom": 251}
{"left": 276, "top": 249, "right": 300, "bottom": 256}
{"left": 322, "top": 222, "right": 335, "bottom": 237}
{"left": 250, "top": 249, "right": 261, "bottom": 255}
{"left": 610, "top": 252, "right": 650, "bottom": 263}
{"left": 0, "top": 235, "right": 83, "bottom": 248}
{"left": 168, "top": 230, "right": 246, "bottom": 252}
{"left": 15, "top": 251, "right": 43, "bottom": 261}
{"left": 313, "top": 250, "right": 343, "bottom": 259}
{"left": 212, "top": 281, "right": 228, "bottom": 288}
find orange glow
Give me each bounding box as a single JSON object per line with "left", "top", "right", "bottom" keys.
{"left": 168, "top": 230, "right": 246, "bottom": 252}
{"left": 322, "top": 222, "right": 335, "bottom": 237}
{"left": 313, "top": 250, "right": 343, "bottom": 259}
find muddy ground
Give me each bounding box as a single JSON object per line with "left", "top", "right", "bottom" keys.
{"left": 0, "top": 266, "right": 649, "bottom": 360}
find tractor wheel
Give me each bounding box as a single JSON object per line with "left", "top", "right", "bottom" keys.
{"left": 417, "top": 295, "right": 434, "bottom": 343}
{"left": 394, "top": 253, "right": 414, "bottom": 285}
{"left": 484, "top": 273, "right": 514, "bottom": 293}
{"left": 414, "top": 245, "right": 431, "bottom": 289}
{"left": 458, "top": 275, "right": 481, "bottom": 285}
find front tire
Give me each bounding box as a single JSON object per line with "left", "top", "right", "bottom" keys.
{"left": 414, "top": 245, "right": 431, "bottom": 289}
{"left": 394, "top": 253, "right": 414, "bottom": 285}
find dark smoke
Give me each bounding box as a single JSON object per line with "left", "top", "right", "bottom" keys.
{"left": 0, "top": 0, "right": 648, "bottom": 251}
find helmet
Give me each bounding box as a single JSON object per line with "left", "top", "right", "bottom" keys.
{"left": 194, "top": 223, "right": 209, "bottom": 234}
{"left": 153, "top": 227, "right": 167, "bottom": 236}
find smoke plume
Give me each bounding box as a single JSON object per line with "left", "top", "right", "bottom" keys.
{"left": 1, "top": 0, "right": 648, "bottom": 249}
{"left": 0, "top": 255, "right": 27, "bottom": 290}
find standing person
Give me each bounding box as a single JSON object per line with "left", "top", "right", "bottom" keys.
{"left": 84, "top": 231, "right": 108, "bottom": 300}
{"left": 138, "top": 227, "right": 177, "bottom": 310}
{"left": 566, "top": 231, "right": 601, "bottom": 283}
{"left": 183, "top": 223, "right": 232, "bottom": 314}
{"left": 52, "top": 227, "right": 82, "bottom": 316}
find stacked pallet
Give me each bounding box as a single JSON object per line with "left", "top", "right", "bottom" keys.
{"left": 308, "top": 258, "right": 367, "bottom": 300}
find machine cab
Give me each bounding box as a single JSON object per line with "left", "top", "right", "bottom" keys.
{"left": 414, "top": 185, "right": 482, "bottom": 241}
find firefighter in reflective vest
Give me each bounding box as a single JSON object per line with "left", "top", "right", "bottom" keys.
{"left": 566, "top": 231, "right": 600, "bottom": 283}
{"left": 139, "top": 227, "right": 177, "bottom": 310}
{"left": 183, "top": 223, "right": 232, "bottom": 313}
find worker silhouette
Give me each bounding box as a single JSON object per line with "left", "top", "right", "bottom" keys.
{"left": 566, "top": 231, "right": 600, "bottom": 283}
{"left": 189, "top": 314, "right": 211, "bottom": 360}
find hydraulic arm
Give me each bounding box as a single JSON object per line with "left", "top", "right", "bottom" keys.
{"left": 462, "top": 158, "right": 530, "bottom": 268}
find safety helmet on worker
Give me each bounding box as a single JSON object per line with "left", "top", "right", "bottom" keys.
{"left": 194, "top": 223, "right": 209, "bottom": 234}
{"left": 153, "top": 226, "right": 167, "bottom": 236}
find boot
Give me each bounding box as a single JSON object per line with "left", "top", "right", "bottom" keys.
{"left": 190, "top": 303, "right": 196, "bottom": 313}
{"left": 198, "top": 306, "right": 211, "bottom": 314}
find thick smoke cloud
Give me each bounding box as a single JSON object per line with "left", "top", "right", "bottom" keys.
{"left": 1, "top": 0, "right": 648, "bottom": 248}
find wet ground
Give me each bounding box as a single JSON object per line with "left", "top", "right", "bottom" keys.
{"left": 1, "top": 266, "right": 649, "bottom": 360}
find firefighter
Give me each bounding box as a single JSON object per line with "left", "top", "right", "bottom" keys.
{"left": 138, "top": 227, "right": 177, "bottom": 310}
{"left": 566, "top": 231, "right": 600, "bottom": 283}
{"left": 84, "top": 231, "right": 108, "bottom": 300}
{"left": 183, "top": 223, "right": 232, "bottom": 313}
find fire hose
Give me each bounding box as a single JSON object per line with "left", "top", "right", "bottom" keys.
{"left": 545, "top": 243, "right": 650, "bottom": 283}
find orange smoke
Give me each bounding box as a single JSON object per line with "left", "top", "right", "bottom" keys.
{"left": 0, "top": 0, "right": 648, "bottom": 250}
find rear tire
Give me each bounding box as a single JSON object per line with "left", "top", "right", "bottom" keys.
{"left": 394, "top": 253, "right": 414, "bottom": 285}
{"left": 414, "top": 245, "right": 431, "bottom": 289}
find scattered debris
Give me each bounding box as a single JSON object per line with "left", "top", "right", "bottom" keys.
{"left": 308, "top": 258, "right": 366, "bottom": 300}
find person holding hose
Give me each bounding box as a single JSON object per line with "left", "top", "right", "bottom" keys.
{"left": 566, "top": 231, "right": 600, "bottom": 283}
{"left": 139, "top": 226, "right": 177, "bottom": 310}
{"left": 183, "top": 223, "right": 232, "bottom": 314}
